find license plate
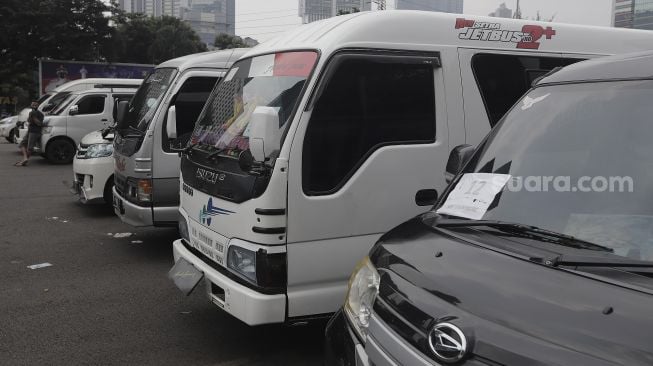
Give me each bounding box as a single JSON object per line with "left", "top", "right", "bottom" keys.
{"left": 168, "top": 258, "right": 204, "bottom": 296}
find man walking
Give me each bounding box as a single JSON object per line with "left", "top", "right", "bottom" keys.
{"left": 16, "top": 101, "right": 44, "bottom": 166}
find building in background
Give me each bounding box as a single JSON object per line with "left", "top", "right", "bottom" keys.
{"left": 299, "top": 0, "right": 371, "bottom": 23}
{"left": 613, "top": 0, "right": 653, "bottom": 29}
{"left": 488, "top": 2, "right": 513, "bottom": 18}
{"left": 117, "top": 0, "right": 235, "bottom": 46}
{"left": 395, "top": 0, "right": 463, "bottom": 13}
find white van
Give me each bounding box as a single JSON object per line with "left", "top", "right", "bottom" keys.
{"left": 169, "top": 11, "right": 653, "bottom": 325}
{"left": 112, "top": 49, "right": 248, "bottom": 228}
{"left": 40, "top": 87, "right": 138, "bottom": 163}
{"left": 15, "top": 79, "right": 143, "bottom": 147}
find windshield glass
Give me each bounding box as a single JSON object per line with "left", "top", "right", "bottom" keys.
{"left": 191, "top": 51, "right": 318, "bottom": 158}
{"left": 124, "top": 68, "right": 177, "bottom": 131}
{"left": 437, "top": 80, "right": 653, "bottom": 260}
{"left": 51, "top": 94, "right": 77, "bottom": 115}
{"left": 42, "top": 91, "right": 71, "bottom": 113}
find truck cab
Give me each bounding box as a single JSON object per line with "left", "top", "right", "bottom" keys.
{"left": 112, "top": 49, "right": 248, "bottom": 227}
{"left": 169, "top": 11, "right": 653, "bottom": 326}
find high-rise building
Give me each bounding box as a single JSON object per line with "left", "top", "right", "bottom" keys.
{"left": 613, "top": 0, "right": 653, "bottom": 29}
{"left": 489, "top": 2, "right": 513, "bottom": 18}
{"left": 395, "top": 0, "right": 463, "bottom": 13}
{"left": 117, "top": 0, "right": 235, "bottom": 46}
{"left": 298, "top": 0, "right": 372, "bottom": 24}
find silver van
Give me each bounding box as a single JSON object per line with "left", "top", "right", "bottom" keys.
{"left": 112, "top": 49, "right": 248, "bottom": 227}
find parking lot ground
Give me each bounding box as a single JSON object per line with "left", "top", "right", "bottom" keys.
{"left": 0, "top": 142, "right": 325, "bottom": 366}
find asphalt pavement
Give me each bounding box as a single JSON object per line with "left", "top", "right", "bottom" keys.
{"left": 0, "top": 141, "right": 325, "bottom": 366}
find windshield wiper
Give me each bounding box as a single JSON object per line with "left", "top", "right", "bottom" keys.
{"left": 435, "top": 219, "right": 614, "bottom": 253}
{"left": 206, "top": 148, "right": 225, "bottom": 160}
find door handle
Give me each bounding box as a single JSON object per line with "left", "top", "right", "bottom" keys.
{"left": 101, "top": 119, "right": 108, "bottom": 121}
{"left": 415, "top": 189, "right": 438, "bottom": 206}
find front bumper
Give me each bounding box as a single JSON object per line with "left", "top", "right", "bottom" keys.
{"left": 72, "top": 155, "right": 113, "bottom": 204}
{"left": 172, "top": 239, "right": 286, "bottom": 326}
{"left": 112, "top": 186, "right": 153, "bottom": 227}
{"left": 325, "top": 309, "right": 443, "bottom": 366}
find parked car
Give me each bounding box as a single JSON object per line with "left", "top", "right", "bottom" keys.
{"left": 71, "top": 128, "right": 115, "bottom": 204}
{"left": 326, "top": 51, "right": 653, "bottom": 366}
{"left": 32, "top": 87, "right": 137, "bottom": 164}
{"left": 168, "top": 10, "right": 653, "bottom": 326}
{"left": 15, "top": 78, "right": 143, "bottom": 149}
{"left": 0, "top": 116, "right": 18, "bottom": 143}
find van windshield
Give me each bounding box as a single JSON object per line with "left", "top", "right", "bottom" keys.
{"left": 191, "top": 51, "right": 318, "bottom": 158}
{"left": 51, "top": 94, "right": 77, "bottom": 115}
{"left": 438, "top": 80, "right": 653, "bottom": 261}
{"left": 124, "top": 68, "right": 177, "bottom": 131}
{"left": 42, "top": 91, "right": 71, "bottom": 113}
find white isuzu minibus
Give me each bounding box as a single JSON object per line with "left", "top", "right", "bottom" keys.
{"left": 169, "top": 11, "right": 653, "bottom": 325}
{"left": 112, "top": 49, "right": 247, "bottom": 227}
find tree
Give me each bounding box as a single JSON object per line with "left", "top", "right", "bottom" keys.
{"left": 0, "top": 0, "right": 118, "bottom": 101}
{"left": 112, "top": 15, "right": 207, "bottom": 65}
{"left": 213, "top": 33, "right": 249, "bottom": 50}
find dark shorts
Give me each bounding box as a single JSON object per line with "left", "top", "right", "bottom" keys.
{"left": 19, "top": 132, "right": 41, "bottom": 152}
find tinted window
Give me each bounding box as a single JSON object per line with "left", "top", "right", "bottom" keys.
{"left": 303, "top": 54, "right": 436, "bottom": 195}
{"left": 164, "top": 76, "right": 218, "bottom": 151}
{"left": 76, "top": 95, "right": 106, "bottom": 115}
{"left": 472, "top": 54, "right": 581, "bottom": 126}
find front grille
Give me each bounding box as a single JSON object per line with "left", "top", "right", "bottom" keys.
{"left": 114, "top": 174, "right": 127, "bottom": 196}
{"left": 76, "top": 173, "right": 85, "bottom": 184}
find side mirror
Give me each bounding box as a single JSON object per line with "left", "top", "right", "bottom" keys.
{"left": 445, "top": 144, "right": 475, "bottom": 183}
{"left": 248, "top": 106, "right": 280, "bottom": 163}
{"left": 69, "top": 105, "right": 79, "bottom": 116}
{"left": 166, "top": 106, "right": 177, "bottom": 139}
{"left": 116, "top": 101, "right": 130, "bottom": 129}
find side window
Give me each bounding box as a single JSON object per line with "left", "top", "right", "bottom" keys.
{"left": 76, "top": 95, "right": 106, "bottom": 115}
{"left": 471, "top": 54, "right": 583, "bottom": 126}
{"left": 303, "top": 54, "right": 437, "bottom": 195}
{"left": 163, "top": 76, "right": 219, "bottom": 152}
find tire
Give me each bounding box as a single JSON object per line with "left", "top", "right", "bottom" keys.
{"left": 45, "top": 139, "right": 76, "bottom": 164}
{"left": 103, "top": 178, "right": 114, "bottom": 205}
{"left": 5, "top": 128, "right": 16, "bottom": 143}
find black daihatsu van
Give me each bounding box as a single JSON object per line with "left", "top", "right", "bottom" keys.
{"left": 326, "top": 51, "right": 653, "bottom": 366}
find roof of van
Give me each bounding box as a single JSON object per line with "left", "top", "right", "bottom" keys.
{"left": 247, "top": 10, "right": 653, "bottom": 58}
{"left": 157, "top": 48, "right": 250, "bottom": 70}
{"left": 53, "top": 78, "right": 143, "bottom": 93}
{"left": 537, "top": 51, "right": 653, "bottom": 85}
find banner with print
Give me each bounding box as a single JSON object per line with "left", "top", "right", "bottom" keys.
{"left": 39, "top": 59, "right": 155, "bottom": 95}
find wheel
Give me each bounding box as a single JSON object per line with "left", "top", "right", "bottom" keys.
{"left": 5, "top": 128, "right": 16, "bottom": 143}
{"left": 103, "top": 178, "right": 114, "bottom": 205}
{"left": 45, "top": 139, "right": 76, "bottom": 164}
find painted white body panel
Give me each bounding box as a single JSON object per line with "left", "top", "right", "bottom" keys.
{"left": 175, "top": 10, "right": 653, "bottom": 325}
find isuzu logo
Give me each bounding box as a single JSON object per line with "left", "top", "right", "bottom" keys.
{"left": 196, "top": 168, "right": 225, "bottom": 184}
{"left": 428, "top": 322, "right": 467, "bottom": 363}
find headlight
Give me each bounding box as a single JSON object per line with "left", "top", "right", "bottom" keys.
{"left": 227, "top": 245, "right": 257, "bottom": 283}
{"left": 344, "top": 256, "right": 380, "bottom": 343}
{"left": 85, "top": 143, "right": 114, "bottom": 158}
{"left": 178, "top": 214, "right": 190, "bottom": 243}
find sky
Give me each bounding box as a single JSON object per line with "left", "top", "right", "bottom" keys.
{"left": 235, "top": 0, "right": 615, "bottom": 42}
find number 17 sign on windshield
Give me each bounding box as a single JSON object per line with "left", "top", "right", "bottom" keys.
{"left": 437, "top": 173, "right": 511, "bottom": 220}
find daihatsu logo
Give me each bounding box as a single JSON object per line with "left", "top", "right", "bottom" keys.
{"left": 428, "top": 322, "right": 467, "bottom": 363}
{"left": 196, "top": 168, "right": 225, "bottom": 185}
